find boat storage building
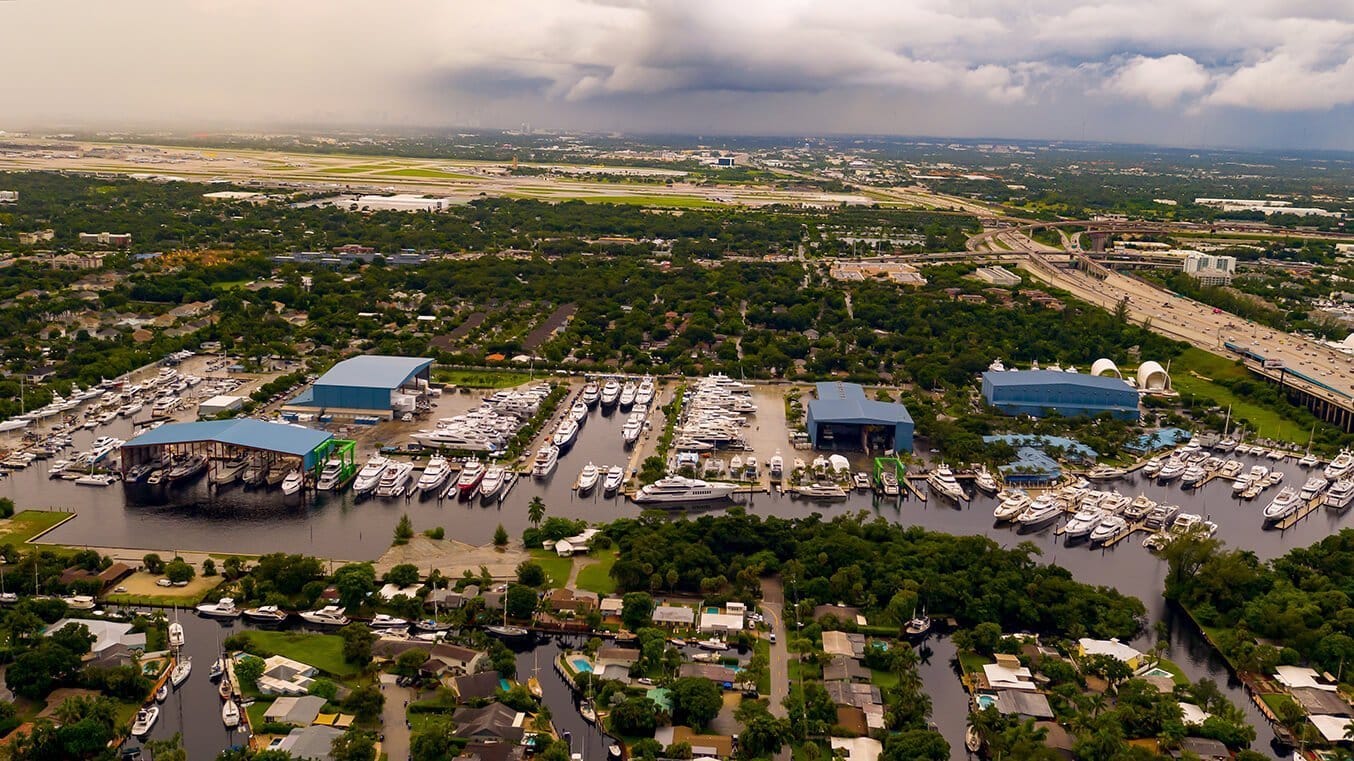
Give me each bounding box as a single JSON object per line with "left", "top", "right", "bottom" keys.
{"left": 981, "top": 370, "right": 1139, "bottom": 421}
{"left": 285, "top": 355, "right": 433, "bottom": 420}
{"left": 805, "top": 382, "right": 914, "bottom": 452}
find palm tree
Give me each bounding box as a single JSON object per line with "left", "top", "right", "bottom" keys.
{"left": 527, "top": 496, "right": 546, "bottom": 527}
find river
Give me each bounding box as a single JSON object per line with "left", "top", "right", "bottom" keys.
{"left": 4, "top": 406, "right": 1340, "bottom": 759}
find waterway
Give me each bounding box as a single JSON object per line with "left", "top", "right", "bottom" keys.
{"left": 5, "top": 406, "right": 1342, "bottom": 759}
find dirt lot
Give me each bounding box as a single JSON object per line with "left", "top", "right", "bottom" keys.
{"left": 374, "top": 536, "right": 530, "bottom": 581}
{"left": 103, "top": 570, "right": 223, "bottom": 604}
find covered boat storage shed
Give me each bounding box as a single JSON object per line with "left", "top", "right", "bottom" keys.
{"left": 284, "top": 355, "right": 433, "bottom": 421}
{"left": 805, "top": 382, "right": 914, "bottom": 452}
{"left": 119, "top": 419, "right": 339, "bottom": 482}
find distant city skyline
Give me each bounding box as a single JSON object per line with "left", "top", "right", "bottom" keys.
{"left": 3, "top": 0, "right": 1353, "bottom": 151}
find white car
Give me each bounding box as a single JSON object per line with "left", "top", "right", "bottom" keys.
{"left": 156, "top": 578, "right": 173, "bottom": 587}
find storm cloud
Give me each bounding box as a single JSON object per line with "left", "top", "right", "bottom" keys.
{"left": 2, "top": 0, "right": 1353, "bottom": 148}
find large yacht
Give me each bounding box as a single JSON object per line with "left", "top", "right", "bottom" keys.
{"left": 600, "top": 379, "right": 622, "bottom": 408}
{"left": 352, "top": 454, "right": 389, "bottom": 495}
{"left": 195, "top": 597, "right": 241, "bottom": 619}
{"left": 316, "top": 460, "right": 346, "bottom": 491}
{"left": 581, "top": 382, "right": 600, "bottom": 408}
{"left": 479, "top": 465, "right": 507, "bottom": 502}
{"left": 926, "top": 464, "right": 965, "bottom": 502}
{"left": 635, "top": 376, "right": 656, "bottom": 407}
{"left": 531, "top": 446, "right": 559, "bottom": 478}
{"left": 299, "top": 606, "right": 350, "bottom": 627}
{"left": 456, "top": 459, "right": 486, "bottom": 497}
{"left": 1299, "top": 476, "right": 1328, "bottom": 502}
{"left": 576, "top": 463, "right": 600, "bottom": 494}
{"left": 1017, "top": 495, "right": 1063, "bottom": 530}
{"left": 552, "top": 419, "right": 579, "bottom": 449}
{"left": 1325, "top": 449, "right": 1354, "bottom": 480}
{"left": 375, "top": 461, "right": 414, "bottom": 498}
{"left": 1155, "top": 457, "right": 1186, "bottom": 483}
{"left": 1262, "top": 487, "right": 1302, "bottom": 524}
{"left": 1090, "top": 515, "right": 1130, "bottom": 545}
{"left": 631, "top": 476, "right": 738, "bottom": 505}
{"left": 603, "top": 465, "right": 624, "bottom": 495}
{"left": 1324, "top": 479, "right": 1354, "bottom": 510}
{"left": 619, "top": 381, "right": 638, "bottom": 409}
{"left": 416, "top": 455, "right": 451, "bottom": 495}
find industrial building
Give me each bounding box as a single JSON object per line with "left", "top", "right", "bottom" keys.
{"left": 119, "top": 419, "right": 346, "bottom": 480}
{"left": 285, "top": 355, "right": 433, "bottom": 420}
{"left": 198, "top": 394, "right": 245, "bottom": 418}
{"left": 982, "top": 370, "right": 1140, "bottom": 420}
{"left": 805, "top": 382, "right": 914, "bottom": 452}
{"left": 348, "top": 194, "right": 455, "bottom": 212}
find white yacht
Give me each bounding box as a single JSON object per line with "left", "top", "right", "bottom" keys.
{"left": 769, "top": 455, "right": 784, "bottom": 482}
{"left": 1062, "top": 508, "right": 1105, "bottom": 540}
{"left": 243, "top": 605, "right": 289, "bottom": 624}
{"left": 621, "top": 412, "right": 644, "bottom": 446}
{"left": 169, "top": 656, "right": 191, "bottom": 687}
{"left": 552, "top": 419, "right": 579, "bottom": 448}
{"left": 1299, "top": 476, "right": 1328, "bottom": 502}
{"left": 1324, "top": 479, "right": 1354, "bottom": 510}
{"left": 168, "top": 621, "right": 185, "bottom": 649}
{"left": 353, "top": 454, "right": 389, "bottom": 495}
{"left": 1141, "top": 457, "right": 1163, "bottom": 476}
{"left": 603, "top": 465, "right": 624, "bottom": 494}
{"left": 600, "top": 379, "right": 622, "bottom": 407}
{"left": 927, "top": 464, "right": 965, "bottom": 502}
{"left": 1325, "top": 450, "right": 1354, "bottom": 480}
{"left": 1017, "top": 495, "right": 1063, "bottom": 530}
{"left": 281, "top": 469, "right": 304, "bottom": 496}
{"left": 222, "top": 699, "right": 240, "bottom": 729}
{"left": 993, "top": 490, "right": 1031, "bottom": 522}
{"left": 635, "top": 376, "right": 656, "bottom": 407}
{"left": 131, "top": 706, "right": 160, "bottom": 736}
{"left": 576, "top": 463, "right": 600, "bottom": 494}
{"left": 1180, "top": 464, "right": 1207, "bottom": 488}
{"left": 581, "top": 382, "right": 600, "bottom": 408}
{"left": 793, "top": 483, "right": 849, "bottom": 501}
{"left": 375, "top": 461, "right": 413, "bottom": 498}
{"left": 299, "top": 605, "right": 350, "bottom": 627}
{"left": 1123, "top": 494, "right": 1157, "bottom": 522}
{"left": 1085, "top": 465, "right": 1127, "bottom": 482}
{"left": 973, "top": 467, "right": 1000, "bottom": 494}
{"left": 369, "top": 614, "right": 409, "bottom": 629}
{"left": 1298, "top": 453, "right": 1319, "bottom": 468}
{"left": 478, "top": 465, "right": 507, "bottom": 501}
{"left": 195, "top": 597, "right": 241, "bottom": 619}
{"left": 1090, "top": 515, "right": 1130, "bottom": 545}
{"left": 619, "top": 381, "right": 638, "bottom": 408}
{"left": 531, "top": 446, "right": 559, "bottom": 478}
{"left": 416, "top": 455, "right": 451, "bottom": 495}
{"left": 1155, "top": 458, "right": 1186, "bottom": 483}
{"left": 569, "top": 401, "right": 589, "bottom": 425}
{"left": 631, "top": 476, "right": 738, "bottom": 505}
{"left": 211, "top": 457, "right": 248, "bottom": 485}
{"left": 1263, "top": 488, "right": 1302, "bottom": 524}
{"left": 315, "top": 460, "right": 346, "bottom": 491}
{"left": 1219, "top": 460, "right": 1244, "bottom": 478}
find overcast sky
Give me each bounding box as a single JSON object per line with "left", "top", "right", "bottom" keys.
{"left": 3, "top": 0, "right": 1353, "bottom": 150}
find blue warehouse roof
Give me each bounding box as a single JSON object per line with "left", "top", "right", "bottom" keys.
{"left": 124, "top": 419, "right": 332, "bottom": 457}
{"left": 808, "top": 382, "right": 913, "bottom": 424}
{"left": 982, "top": 370, "right": 1134, "bottom": 392}
{"left": 314, "top": 355, "right": 432, "bottom": 390}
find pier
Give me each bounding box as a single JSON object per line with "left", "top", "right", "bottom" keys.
{"left": 1274, "top": 493, "right": 1325, "bottom": 531}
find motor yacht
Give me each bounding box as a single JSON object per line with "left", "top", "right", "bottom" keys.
{"left": 131, "top": 706, "right": 160, "bottom": 737}
{"left": 1324, "top": 479, "right": 1354, "bottom": 509}
{"left": 1141, "top": 457, "right": 1163, "bottom": 476}
{"left": 455, "top": 459, "right": 486, "bottom": 498}
{"left": 879, "top": 471, "right": 900, "bottom": 496}
{"left": 552, "top": 419, "right": 579, "bottom": 449}
{"left": 973, "top": 467, "right": 1000, "bottom": 494}
{"left": 1180, "top": 464, "right": 1207, "bottom": 488}
{"left": 1263, "top": 488, "right": 1302, "bottom": 524}
{"left": 1090, "top": 515, "right": 1130, "bottom": 545}
{"left": 603, "top": 465, "right": 624, "bottom": 494}
{"left": 1062, "top": 508, "right": 1106, "bottom": 540}
{"left": 416, "top": 455, "right": 451, "bottom": 495}
{"left": 195, "top": 597, "right": 241, "bottom": 619}
{"left": 993, "top": 490, "right": 1031, "bottom": 522}
{"left": 1219, "top": 460, "right": 1243, "bottom": 478}
{"left": 768, "top": 455, "right": 784, "bottom": 482}
{"left": 1324, "top": 449, "right": 1353, "bottom": 480}
{"left": 352, "top": 454, "right": 390, "bottom": 495}
{"left": 281, "top": 469, "right": 304, "bottom": 496}
{"left": 299, "top": 606, "right": 349, "bottom": 627}
{"left": 1298, "top": 452, "right": 1319, "bottom": 468}
{"left": 531, "top": 446, "right": 559, "bottom": 478}
{"left": 1017, "top": 495, "right": 1063, "bottom": 530}
{"left": 632, "top": 476, "right": 739, "bottom": 505}
{"left": 1299, "top": 476, "right": 1328, "bottom": 502}
{"left": 74, "top": 473, "right": 117, "bottom": 487}
{"left": 581, "top": 382, "right": 600, "bottom": 408}
{"left": 635, "top": 376, "right": 656, "bottom": 407}
{"left": 576, "top": 462, "right": 600, "bottom": 494}
{"left": 1155, "top": 458, "right": 1186, "bottom": 483}
{"left": 599, "top": 379, "right": 621, "bottom": 407}
{"left": 927, "top": 464, "right": 966, "bottom": 502}
{"left": 375, "top": 461, "right": 413, "bottom": 498}
{"left": 211, "top": 457, "right": 248, "bottom": 485}
{"left": 621, "top": 412, "right": 644, "bottom": 446}
{"left": 1085, "top": 465, "right": 1127, "bottom": 481}
{"left": 619, "top": 381, "right": 638, "bottom": 409}
{"left": 315, "top": 460, "right": 347, "bottom": 491}
{"left": 478, "top": 465, "right": 506, "bottom": 502}
{"left": 793, "top": 483, "right": 849, "bottom": 501}
{"left": 243, "top": 605, "right": 289, "bottom": 624}
{"left": 369, "top": 614, "right": 409, "bottom": 630}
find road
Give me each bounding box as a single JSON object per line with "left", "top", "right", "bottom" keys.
{"left": 760, "top": 577, "right": 790, "bottom": 719}
{"left": 379, "top": 676, "right": 415, "bottom": 761}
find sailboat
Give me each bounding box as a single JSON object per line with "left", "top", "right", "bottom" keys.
{"left": 222, "top": 698, "right": 240, "bottom": 728}
{"left": 168, "top": 608, "right": 185, "bottom": 650}
{"left": 1298, "top": 423, "right": 1319, "bottom": 468}
{"left": 486, "top": 601, "right": 530, "bottom": 641}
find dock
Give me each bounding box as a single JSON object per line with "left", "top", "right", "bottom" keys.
{"left": 903, "top": 475, "right": 928, "bottom": 502}
{"left": 1274, "top": 494, "right": 1325, "bottom": 530}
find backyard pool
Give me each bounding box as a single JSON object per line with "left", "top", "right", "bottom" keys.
{"left": 572, "top": 658, "right": 593, "bottom": 673}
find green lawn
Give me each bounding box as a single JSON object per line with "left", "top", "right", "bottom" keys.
{"left": 0, "top": 511, "right": 73, "bottom": 545}
{"left": 754, "top": 640, "right": 770, "bottom": 695}
{"left": 1171, "top": 347, "right": 1313, "bottom": 444}
{"left": 1260, "top": 693, "right": 1293, "bottom": 714}
{"left": 246, "top": 698, "right": 275, "bottom": 730}
{"left": 433, "top": 367, "right": 534, "bottom": 389}
{"left": 574, "top": 195, "right": 725, "bottom": 208}
{"left": 869, "top": 668, "right": 899, "bottom": 688}
{"left": 527, "top": 550, "right": 573, "bottom": 588}
{"left": 240, "top": 630, "right": 358, "bottom": 678}
{"left": 575, "top": 551, "right": 618, "bottom": 595}
{"left": 1150, "top": 657, "right": 1190, "bottom": 686}
{"left": 957, "top": 651, "right": 990, "bottom": 675}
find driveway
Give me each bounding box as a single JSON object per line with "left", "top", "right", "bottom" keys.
{"left": 379, "top": 674, "right": 416, "bottom": 761}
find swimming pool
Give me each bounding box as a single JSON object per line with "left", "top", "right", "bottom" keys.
{"left": 975, "top": 693, "right": 997, "bottom": 710}
{"left": 1141, "top": 667, "right": 1172, "bottom": 678}
{"left": 706, "top": 607, "right": 720, "bottom": 614}
{"left": 572, "top": 658, "right": 593, "bottom": 673}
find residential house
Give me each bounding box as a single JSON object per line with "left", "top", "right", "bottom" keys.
{"left": 654, "top": 726, "right": 734, "bottom": 758}
{"left": 258, "top": 655, "right": 319, "bottom": 696}
{"left": 96, "top": 563, "right": 133, "bottom": 590}
{"left": 452, "top": 703, "right": 526, "bottom": 742}
{"left": 822, "top": 631, "right": 866, "bottom": 660}
{"left": 652, "top": 605, "right": 696, "bottom": 628}
{"left": 45, "top": 619, "right": 145, "bottom": 657}
{"left": 823, "top": 655, "right": 870, "bottom": 684}
{"left": 697, "top": 606, "right": 744, "bottom": 633}
{"left": 264, "top": 695, "right": 328, "bottom": 727}
{"left": 453, "top": 671, "right": 502, "bottom": 703}
{"left": 830, "top": 737, "right": 883, "bottom": 761}
{"left": 545, "top": 588, "right": 597, "bottom": 614}
{"left": 455, "top": 739, "right": 525, "bottom": 761}
{"left": 598, "top": 597, "right": 623, "bottom": 620}
{"left": 371, "top": 640, "right": 485, "bottom": 676}
{"left": 993, "top": 690, "right": 1055, "bottom": 719}
{"left": 426, "top": 589, "right": 465, "bottom": 609}
{"left": 1170, "top": 737, "right": 1229, "bottom": 761}
{"left": 982, "top": 662, "right": 1038, "bottom": 691}
{"left": 678, "top": 662, "right": 739, "bottom": 689}
{"left": 1077, "top": 638, "right": 1143, "bottom": 669}
{"left": 272, "top": 725, "right": 344, "bottom": 761}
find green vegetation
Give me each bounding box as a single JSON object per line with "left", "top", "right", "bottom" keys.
{"left": 233, "top": 630, "right": 359, "bottom": 678}
{"left": 432, "top": 367, "right": 535, "bottom": 389}
{"left": 375, "top": 167, "right": 477, "bottom": 179}
{"left": 0, "top": 511, "right": 71, "bottom": 546}
{"left": 575, "top": 551, "right": 619, "bottom": 595}
{"left": 526, "top": 549, "right": 573, "bottom": 588}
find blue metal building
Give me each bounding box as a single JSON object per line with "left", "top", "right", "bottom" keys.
{"left": 120, "top": 419, "right": 334, "bottom": 472}
{"left": 805, "top": 382, "right": 914, "bottom": 452}
{"left": 981, "top": 370, "right": 1139, "bottom": 420}
{"left": 289, "top": 355, "right": 433, "bottom": 417}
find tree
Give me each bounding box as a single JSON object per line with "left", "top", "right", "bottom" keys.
{"left": 165, "top": 558, "right": 195, "bottom": 584}
{"left": 143, "top": 553, "right": 164, "bottom": 574}
{"left": 395, "top": 649, "right": 428, "bottom": 678}
{"left": 332, "top": 563, "right": 377, "bottom": 610}
{"left": 340, "top": 623, "right": 376, "bottom": 666}
{"left": 610, "top": 697, "right": 659, "bottom": 736}
{"left": 621, "top": 591, "right": 655, "bottom": 632}
{"left": 0, "top": 498, "right": 14, "bottom": 519}
{"left": 669, "top": 677, "right": 722, "bottom": 730}
{"left": 516, "top": 560, "right": 546, "bottom": 588}
{"left": 505, "top": 584, "right": 538, "bottom": 621}
{"left": 410, "top": 717, "right": 459, "bottom": 761}
{"left": 493, "top": 524, "right": 509, "bottom": 547}
{"left": 882, "top": 729, "right": 949, "bottom": 761}
{"left": 344, "top": 685, "right": 385, "bottom": 722}
{"left": 394, "top": 514, "right": 414, "bottom": 544}
{"left": 234, "top": 656, "right": 265, "bottom": 690}
{"left": 202, "top": 558, "right": 217, "bottom": 577}
{"left": 384, "top": 563, "right": 421, "bottom": 587}
{"left": 330, "top": 729, "right": 377, "bottom": 761}
{"left": 528, "top": 497, "right": 546, "bottom": 527}
{"left": 145, "top": 733, "right": 188, "bottom": 761}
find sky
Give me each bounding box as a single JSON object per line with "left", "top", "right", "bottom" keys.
{"left": 3, "top": 0, "right": 1354, "bottom": 150}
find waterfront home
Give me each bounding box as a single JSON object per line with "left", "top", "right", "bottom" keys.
{"left": 456, "top": 739, "right": 525, "bottom": 761}
{"left": 452, "top": 671, "right": 502, "bottom": 703}
{"left": 551, "top": 528, "right": 599, "bottom": 556}
{"left": 452, "top": 704, "right": 526, "bottom": 742}
{"left": 651, "top": 604, "right": 696, "bottom": 628}
{"left": 982, "top": 662, "right": 1037, "bottom": 691}
{"left": 654, "top": 726, "right": 733, "bottom": 759}
{"left": 698, "top": 607, "right": 744, "bottom": 633}
{"left": 1077, "top": 637, "right": 1144, "bottom": 669}
{"left": 823, "top": 655, "right": 870, "bottom": 684}
{"left": 830, "top": 737, "right": 883, "bottom": 761}
{"left": 258, "top": 655, "right": 319, "bottom": 696}
{"left": 598, "top": 596, "right": 623, "bottom": 620}
{"left": 372, "top": 640, "right": 485, "bottom": 677}
{"left": 544, "top": 588, "right": 597, "bottom": 614}
{"left": 44, "top": 619, "right": 145, "bottom": 658}
{"left": 271, "top": 725, "right": 344, "bottom": 761}
{"left": 378, "top": 583, "right": 423, "bottom": 602}
{"left": 264, "top": 695, "right": 327, "bottom": 727}
{"left": 993, "top": 690, "right": 1055, "bottom": 720}
{"left": 822, "top": 631, "right": 866, "bottom": 660}
{"left": 425, "top": 588, "right": 466, "bottom": 609}
{"left": 678, "top": 662, "right": 739, "bottom": 689}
